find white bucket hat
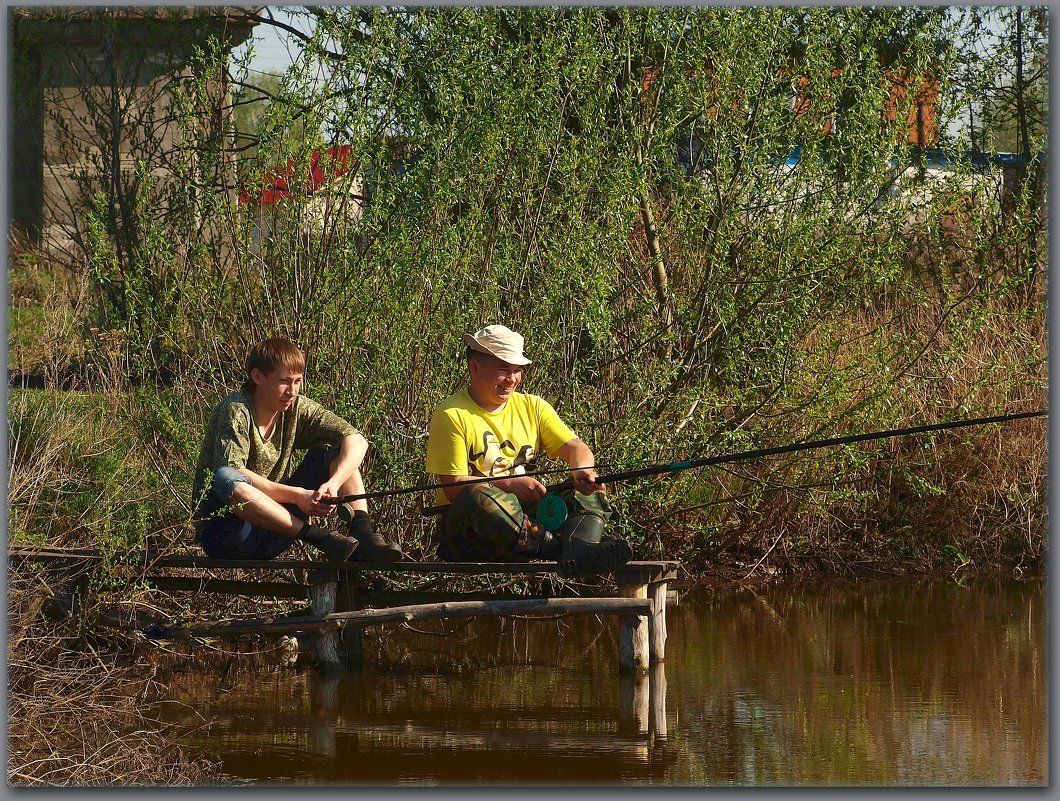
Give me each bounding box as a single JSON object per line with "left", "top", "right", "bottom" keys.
{"left": 463, "top": 324, "right": 533, "bottom": 366}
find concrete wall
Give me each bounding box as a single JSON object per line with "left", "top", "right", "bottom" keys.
{"left": 9, "top": 7, "right": 255, "bottom": 254}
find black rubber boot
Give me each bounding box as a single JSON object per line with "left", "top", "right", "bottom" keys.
{"left": 556, "top": 513, "right": 633, "bottom": 578}
{"left": 298, "top": 523, "right": 359, "bottom": 563}
{"left": 347, "top": 510, "right": 403, "bottom": 562}
{"left": 515, "top": 518, "right": 563, "bottom": 560}
{"left": 536, "top": 530, "right": 564, "bottom": 560}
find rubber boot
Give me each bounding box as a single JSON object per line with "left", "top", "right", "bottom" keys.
{"left": 346, "top": 510, "right": 403, "bottom": 562}
{"left": 536, "top": 529, "right": 564, "bottom": 560}
{"left": 517, "top": 518, "right": 563, "bottom": 560}
{"left": 298, "top": 524, "right": 359, "bottom": 563}
{"left": 556, "top": 513, "right": 632, "bottom": 578}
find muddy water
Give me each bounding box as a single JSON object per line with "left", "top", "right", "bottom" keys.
{"left": 158, "top": 577, "right": 1046, "bottom": 786}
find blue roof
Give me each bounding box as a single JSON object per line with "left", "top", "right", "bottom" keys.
{"left": 770, "top": 146, "right": 1043, "bottom": 168}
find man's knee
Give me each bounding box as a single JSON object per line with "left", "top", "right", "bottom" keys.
{"left": 284, "top": 446, "right": 337, "bottom": 491}
{"left": 211, "top": 466, "right": 253, "bottom": 504}
{"left": 460, "top": 481, "right": 499, "bottom": 503}
{"left": 452, "top": 482, "right": 524, "bottom": 524}
{"left": 568, "top": 488, "right": 614, "bottom": 523}
{"left": 442, "top": 483, "right": 530, "bottom": 561}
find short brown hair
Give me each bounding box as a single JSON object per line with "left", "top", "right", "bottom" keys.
{"left": 242, "top": 337, "right": 306, "bottom": 394}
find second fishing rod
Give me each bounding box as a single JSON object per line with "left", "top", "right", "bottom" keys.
{"left": 325, "top": 408, "right": 1047, "bottom": 531}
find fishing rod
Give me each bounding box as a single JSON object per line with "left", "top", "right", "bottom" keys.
{"left": 411, "top": 408, "right": 1043, "bottom": 529}
{"left": 322, "top": 408, "right": 1043, "bottom": 523}
{"left": 322, "top": 458, "right": 626, "bottom": 505}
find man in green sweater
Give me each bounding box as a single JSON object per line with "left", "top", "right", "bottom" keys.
{"left": 192, "top": 337, "right": 402, "bottom": 563}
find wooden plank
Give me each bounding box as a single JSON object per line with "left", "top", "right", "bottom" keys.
{"left": 144, "top": 596, "right": 653, "bottom": 640}
{"left": 9, "top": 546, "right": 679, "bottom": 576}
{"left": 358, "top": 589, "right": 582, "bottom": 606}
{"left": 137, "top": 556, "right": 676, "bottom": 575}
{"left": 616, "top": 565, "right": 680, "bottom": 583}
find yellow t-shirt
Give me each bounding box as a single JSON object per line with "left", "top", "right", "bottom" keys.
{"left": 425, "top": 388, "right": 577, "bottom": 506}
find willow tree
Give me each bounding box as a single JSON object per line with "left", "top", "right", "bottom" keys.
{"left": 206, "top": 6, "right": 1037, "bottom": 562}
{"left": 55, "top": 6, "right": 1041, "bottom": 564}
{"left": 229, "top": 8, "right": 962, "bottom": 422}
{"left": 947, "top": 6, "right": 1048, "bottom": 295}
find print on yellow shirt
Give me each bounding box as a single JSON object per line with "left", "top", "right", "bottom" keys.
{"left": 468, "top": 431, "right": 535, "bottom": 477}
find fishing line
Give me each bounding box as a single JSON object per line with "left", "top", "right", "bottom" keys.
{"left": 325, "top": 408, "right": 1047, "bottom": 519}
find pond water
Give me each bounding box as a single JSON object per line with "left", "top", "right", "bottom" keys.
{"left": 157, "top": 576, "right": 1046, "bottom": 786}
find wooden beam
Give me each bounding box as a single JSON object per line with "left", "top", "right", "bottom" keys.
{"left": 145, "top": 596, "right": 653, "bottom": 640}
{"left": 358, "top": 589, "right": 579, "bottom": 606}
{"left": 9, "top": 546, "right": 679, "bottom": 577}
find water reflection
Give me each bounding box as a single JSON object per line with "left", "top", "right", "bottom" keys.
{"left": 617, "top": 664, "right": 667, "bottom": 740}
{"left": 157, "top": 577, "right": 1045, "bottom": 786}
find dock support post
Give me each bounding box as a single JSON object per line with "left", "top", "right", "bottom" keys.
{"left": 648, "top": 662, "right": 667, "bottom": 739}
{"left": 336, "top": 577, "right": 363, "bottom": 665}
{"left": 309, "top": 672, "right": 341, "bottom": 756}
{"left": 648, "top": 580, "right": 668, "bottom": 663}
{"left": 617, "top": 578, "right": 649, "bottom": 672}
{"left": 308, "top": 570, "right": 342, "bottom": 671}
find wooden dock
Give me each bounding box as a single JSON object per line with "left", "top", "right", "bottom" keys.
{"left": 9, "top": 545, "right": 680, "bottom": 674}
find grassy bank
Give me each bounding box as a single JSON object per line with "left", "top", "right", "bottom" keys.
{"left": 7, "top": 225, "right": 1047, "bottom": 576}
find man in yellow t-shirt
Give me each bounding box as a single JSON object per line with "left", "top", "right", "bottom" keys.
{"left": 425, "top": 324, "right": 633, "bottom": 576}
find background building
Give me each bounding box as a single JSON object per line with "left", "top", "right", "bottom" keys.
{"left": 9, "top": 6, "right": 256, "bottom": 254}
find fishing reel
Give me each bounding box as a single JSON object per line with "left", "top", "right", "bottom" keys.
{"left": 521, "top": 464, "right": 570, "bottom": 533}
{"left": 532, "top": 491, "right": 569, "bottom": 532}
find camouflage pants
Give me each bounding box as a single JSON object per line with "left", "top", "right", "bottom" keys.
{"left": 437, "top": 483, "right": 613, "bottom": 562}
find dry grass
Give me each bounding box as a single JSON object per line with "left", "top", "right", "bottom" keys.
{"left": 705, "top": 286, "right": 1048, "bottom": 577}
{"left": 7, "top": 566, "right": 223, "bottom": 786}
{"left": 7, "top": 228, "right": 89, "bottom": 383}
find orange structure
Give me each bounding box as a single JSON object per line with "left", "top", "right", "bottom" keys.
{"left": 642, "top": 63, "right": 939, "bottom": 147}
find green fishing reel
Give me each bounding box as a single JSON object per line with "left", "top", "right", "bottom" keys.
{"left": 533, "top": 492, "right": 569, "bottom": 532}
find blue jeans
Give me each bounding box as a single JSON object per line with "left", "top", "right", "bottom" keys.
{"left": 194, "top": 447, "right": 337, "bottom": 559}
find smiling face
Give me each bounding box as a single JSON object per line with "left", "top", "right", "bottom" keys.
{"left": 251, "top": 365, "right": 303, "bottom": 419}
{"left": 468, "top": 351, "right": 524, "bottom": 411}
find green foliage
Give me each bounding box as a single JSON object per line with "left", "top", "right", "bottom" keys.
{"left": 7, "top": 389, "right": 191, "bottom": 554}
{"left": 947, "top": 7, "right": 1048, "bottom": 156}
{"left": 8, "top": 7, "right": 1046, "bottom": 573}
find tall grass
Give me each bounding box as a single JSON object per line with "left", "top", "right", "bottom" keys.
{"left": 7, "top": 565, "right": 222, "bottom": 786}
{"left": 725, "top": 303, "right": 1045, "bottom": 576}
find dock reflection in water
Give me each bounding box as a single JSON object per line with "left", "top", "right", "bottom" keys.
{"left": 173, "top": 660, "right": 669, "bottom": 784}
{"left": 158, "top": 577, "right": 1046, "bottom": 786}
